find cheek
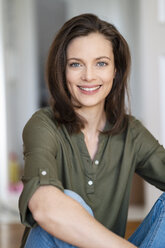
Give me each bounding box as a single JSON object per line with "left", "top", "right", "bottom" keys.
{"left": 66, "top": 68, "right": 80, "bottom": 83}
{"left": 100, "top": 68, "right": 115, "bottom": 81}
{"left": 66, "top": 81, "right": 73, "bottom": 96}
{"left": 66, "top": 79, "right": 77, "bottom": 98}
{"left": 66, "top": 74, "right": 75, "bottom": 88}
{"left": 102, "top": 73, "right": 114, "bottom": 94}
{"left": 103, "top": 73, "right": 114, "bottom": 86}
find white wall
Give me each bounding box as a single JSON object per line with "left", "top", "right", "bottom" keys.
{"left": 137, "top": 0, "right": 165, "bottom": 216}
{"left": 0, "top": 0, "right": 8, "bottom": 203}
{"left": 1, "top": 0, "right": 39, "bottom": 205}
{"left": 4, "top": 0, "right": 39, "bottom": 165}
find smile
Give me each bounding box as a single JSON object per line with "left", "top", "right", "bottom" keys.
{"left": 78, "top": 85, "right": 101, "bottom": 92}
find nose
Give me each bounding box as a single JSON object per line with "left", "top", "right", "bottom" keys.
{"left": 81, "top": 65, "right": 96, "bottom": 82}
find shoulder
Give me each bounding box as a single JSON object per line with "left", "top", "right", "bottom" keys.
{"left": 127, "top": 115, "right": 143, "bottom": 131}
{"left": 126, "top": 115, "right": 150, "bottom": 133}
{"left": 23, "top": 107, "right": 57, "bottom": 132}
{"left": 26, "top": 107, "right": 55, "bottom": 125}
{"left": 22, "top": 107, "right": 60, "bottom": 143}
{"left": 126, "top": 115, "right": 159, "bottom": 147}
{"left": 127, "top": 115, "right": 151, "bottom": 135}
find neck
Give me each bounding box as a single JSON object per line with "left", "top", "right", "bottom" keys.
{"left": 76, "top": 105, "right": 106, "bottom": 137}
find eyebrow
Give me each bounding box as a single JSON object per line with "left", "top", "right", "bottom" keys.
{"left": 96, "top": 56, "right": 111, "bottom": 61}
{"left": 67, "top": 56, "right": 111, "bottom": 61}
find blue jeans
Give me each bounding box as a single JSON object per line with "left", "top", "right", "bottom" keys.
{"left": 25, "top": 190, "right": 165, "bottom": 248}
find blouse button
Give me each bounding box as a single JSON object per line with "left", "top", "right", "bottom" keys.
{"left": 88, "top": 180, "right": 93, "bottom": 186}
{"left": 95, "top": 160, "right": 99, "bottom": 165}
{"left": 41, "top": 170, "right": 47, "bottom": 176}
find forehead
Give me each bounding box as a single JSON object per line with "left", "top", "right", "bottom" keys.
{"left": 66, "top": 32, "right": 113, "bottom": 58}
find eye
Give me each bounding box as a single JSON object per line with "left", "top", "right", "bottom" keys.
{"left": 69, "top": 62, "right": 82, "bottom": 67}
{"left": 96, "top": 61, "right": 108, "bottom": 67}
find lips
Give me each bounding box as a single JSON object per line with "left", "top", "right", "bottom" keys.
{"left": 78, "top": 85, "right": 101, "bottom": 92}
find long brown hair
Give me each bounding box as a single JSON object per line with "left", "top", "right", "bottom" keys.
{"left": 46, "top": 13, "right": 131, "bottom": 134}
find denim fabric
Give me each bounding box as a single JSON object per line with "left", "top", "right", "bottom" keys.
{"left": 25, "top": 191, "right": 165, "bottom": 248}
{"left": 129, "top": 192, "right": 165, "bottom": 248}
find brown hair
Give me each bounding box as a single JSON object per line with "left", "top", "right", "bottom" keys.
{"left": 46, "top": 13, "right": 131, "bottom": 134}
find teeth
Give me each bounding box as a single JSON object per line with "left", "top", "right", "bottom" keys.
{"left": 79, "top": 86, "right": 100, "bottom": 91}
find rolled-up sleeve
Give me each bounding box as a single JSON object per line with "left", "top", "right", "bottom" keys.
{"left": 19, "top": 110, "right": 64, "bottom": 227}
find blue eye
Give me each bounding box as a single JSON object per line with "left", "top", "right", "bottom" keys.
{"left": 97, "top": 61, "right": 107, "bottom": 67}
{"left": 70, "top": 62, "right": 81, "bottom": 67}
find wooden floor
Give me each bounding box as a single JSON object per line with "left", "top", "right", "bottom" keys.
{"left": 0, "top": 221, "right": 141, "bottom": 248}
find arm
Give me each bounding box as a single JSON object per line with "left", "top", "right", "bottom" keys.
{"left": 130, "top": 118, "right": 165, "bottom": 190}
{"left": 29, "top": 186, "right": 137, "bottom": 248}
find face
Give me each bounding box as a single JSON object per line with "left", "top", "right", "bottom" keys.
{"left": 66, "top": 32, "right": 116, "bottom": 111}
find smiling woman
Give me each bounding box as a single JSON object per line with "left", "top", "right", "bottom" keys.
{"left": 19, "top": 13, "right": 165, "bottom": 248}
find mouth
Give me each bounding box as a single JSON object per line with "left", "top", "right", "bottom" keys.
{"left": 78, "top": 85, "right": 101, "bottom": 92}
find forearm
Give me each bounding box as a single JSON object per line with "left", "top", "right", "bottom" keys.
{"left": 42, "top": 206, "right": 136, "bottom": 248}
{"left": 29, "top": 186, "right": 137, "bottom": 248}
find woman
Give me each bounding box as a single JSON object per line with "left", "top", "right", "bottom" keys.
{"left": 19, "top": 13, "right": 165, "bottom": 248}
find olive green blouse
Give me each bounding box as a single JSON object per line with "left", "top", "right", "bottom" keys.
{"left": 19, "top": 107, "right": 165, "bottom": 247}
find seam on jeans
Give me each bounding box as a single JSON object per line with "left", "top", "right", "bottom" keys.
{"left": 146, "top": 199, "right": 165, "bottom": 248}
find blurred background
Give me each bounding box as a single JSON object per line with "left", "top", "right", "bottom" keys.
{"left": 0, "top": 0, "right": 165, "bottom": 229}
